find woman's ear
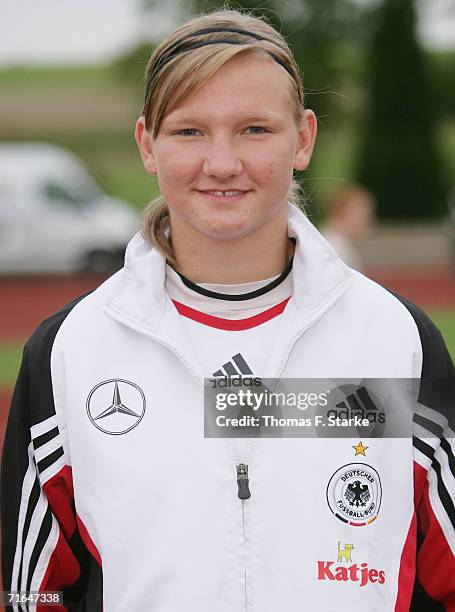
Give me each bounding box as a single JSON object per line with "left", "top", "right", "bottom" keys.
{"left": 135, "top": 116, "right": 157, "bottom": 175}
{"left": 294, "top": 109, "right": 317, "bottom": 172}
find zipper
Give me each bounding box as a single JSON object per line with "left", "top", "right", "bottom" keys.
{"left": 236, "top": 463, "right": 251, "bottom": 499}
{"left": 229, "top": 438, "right": 253, "bottom": 612}
{"left": 242, "top": 499, "right": 248, "bottom": 611}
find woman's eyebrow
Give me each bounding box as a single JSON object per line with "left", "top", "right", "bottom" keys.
{"left": 239, "top": 114, "right": 280, "bottom": 123}
{"left": 164, "top": 113, "right": 281, "bottom": 126}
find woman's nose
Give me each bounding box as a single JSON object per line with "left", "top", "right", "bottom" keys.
{"left": 202, "top": 138, "right": 243, "bottom": 178}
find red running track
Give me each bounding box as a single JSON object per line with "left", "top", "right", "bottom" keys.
{"left": 0, "top": 267, "right": 454, "bottom": 343}
{"left": 367, "top": 266, "right": 455, "bottom": 310}
{"left": 0, "top": 275, "right": 106, "bottom": 342}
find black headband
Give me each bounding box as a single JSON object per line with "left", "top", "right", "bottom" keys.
{"left": 144, "top": 26, "right": 299, "bottom": 107}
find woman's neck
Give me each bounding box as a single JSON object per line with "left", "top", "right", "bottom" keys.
{"left": 170, "top": 216, "right": 294, "bottom": 284}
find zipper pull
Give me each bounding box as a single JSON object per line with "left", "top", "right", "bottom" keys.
{"left": 236, "top": 463, "right": 251, "bottom": 499}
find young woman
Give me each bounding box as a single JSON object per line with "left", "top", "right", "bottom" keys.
{"left": 2, "top": 9, "right": 454, "bottom": 612}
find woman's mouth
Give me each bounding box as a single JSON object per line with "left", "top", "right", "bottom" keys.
{"left": 197, "top": 189, "right": 250, "bottom": 202}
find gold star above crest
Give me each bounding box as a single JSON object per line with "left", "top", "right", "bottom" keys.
{"left": 353, "top": 441, "right": 368, "bottom": 456}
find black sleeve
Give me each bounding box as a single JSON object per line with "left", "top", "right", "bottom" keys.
{"left": 392, "top": 295, "right": 455, "bottom": 612}
{"left": 1, "top": 295, "right": 102, "bottom": 611}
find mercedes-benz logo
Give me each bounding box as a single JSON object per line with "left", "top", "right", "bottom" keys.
{"left": 86, "top": 379, "right": 146, "bottom": 435}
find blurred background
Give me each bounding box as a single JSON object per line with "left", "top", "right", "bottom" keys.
{"left": 0, "top": 0, "right": 454, "bottom": 449}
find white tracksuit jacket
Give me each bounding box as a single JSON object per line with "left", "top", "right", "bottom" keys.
{"left": 1, "top": 204, "right": 454, "bottom": 611}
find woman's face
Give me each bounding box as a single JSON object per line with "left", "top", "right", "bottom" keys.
{"left": 136, "top": 52, "right": 317, "bottom": 242}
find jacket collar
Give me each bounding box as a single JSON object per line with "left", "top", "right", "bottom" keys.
{"left": 105, "top": 203, "right": 352, "bottom": 340}
{"left": 287, "top": 203, "right": 352, "bottom": 319}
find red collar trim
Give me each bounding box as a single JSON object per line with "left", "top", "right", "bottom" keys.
{"left": 171, "top": 297, "right": 291, "bottom": 330}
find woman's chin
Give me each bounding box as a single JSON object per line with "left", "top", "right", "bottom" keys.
{"left": 194, "top": 219, "right": 258, "bottom": 242}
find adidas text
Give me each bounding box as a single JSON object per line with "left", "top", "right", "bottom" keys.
{"left": 209, "top": 376, "right": 262, "bottom": 389}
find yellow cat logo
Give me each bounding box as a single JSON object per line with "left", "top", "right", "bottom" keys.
{"left": 337, "top": 542, "right": 354, "bottom": 563}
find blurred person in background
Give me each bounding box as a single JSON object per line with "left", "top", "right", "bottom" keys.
{"left": 321, "top": 184, "right": 376, "bottom": 271}
{"left": 1, "top": 8, "right": 454, "bottom": 612}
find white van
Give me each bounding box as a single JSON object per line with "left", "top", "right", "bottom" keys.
{"left": 0, "top": 143, "right": 140, "bottom": 274}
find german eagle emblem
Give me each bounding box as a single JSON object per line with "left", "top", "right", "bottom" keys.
{"left": 345, "top": 481, "right": 371, "bottom": 507}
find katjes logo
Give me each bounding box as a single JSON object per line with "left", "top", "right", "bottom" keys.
{"left": 317, "top": 542, "right": 385, "bottom": 587}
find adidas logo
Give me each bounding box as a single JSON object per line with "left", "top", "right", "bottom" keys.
{"left": 212, "top": 352, "right": 254, "bottom": 378}
{"left": 210, "top": 353, "right": 261, "bottom": 388}
{"left": 327, "top": 385, "right": 386, "bottom": 425}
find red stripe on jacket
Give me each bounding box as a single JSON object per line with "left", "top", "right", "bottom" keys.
{"left": 412, "top": 460, "right": 455, "bottom": 610}
{"left": 172, "top": 297, "right": 291, "bottom": 330}
{"left": 37, "top": 465, "right": 102, "bottom": 611}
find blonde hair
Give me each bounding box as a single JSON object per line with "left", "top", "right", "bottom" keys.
{"left": 141, "top": 9, "right": 307, "bottom": 264}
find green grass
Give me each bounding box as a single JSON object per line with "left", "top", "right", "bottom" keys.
{"left": 105, "top": 169, "right": 159, "bottom": 210}
{"left": 0, "top": 64, "right": 117, "bottom": 91}
{"left": 0, "top": 344, "right": 23, "bottom": 388}
{"left": 432, "top": 310, "right": 455, "bottom": 358}
{"left": 0, "top": 310, "right": 453, "bottom": 389}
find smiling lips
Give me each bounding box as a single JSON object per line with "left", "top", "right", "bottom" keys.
{"left": 198, "top": 189, "right": 249, "bottom": 196}
{"left": 203, "top": 190, "right": 245, "bottom": 196}
{"left": 196, "top": 189, "right": 250, "bottom": 202}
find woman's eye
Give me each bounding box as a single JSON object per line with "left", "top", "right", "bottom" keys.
{"left": 177, "top": 128, "right": 201, "bottom": 136}
{"left": 245, "top": 126, "right": 268, "bottom": 134}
